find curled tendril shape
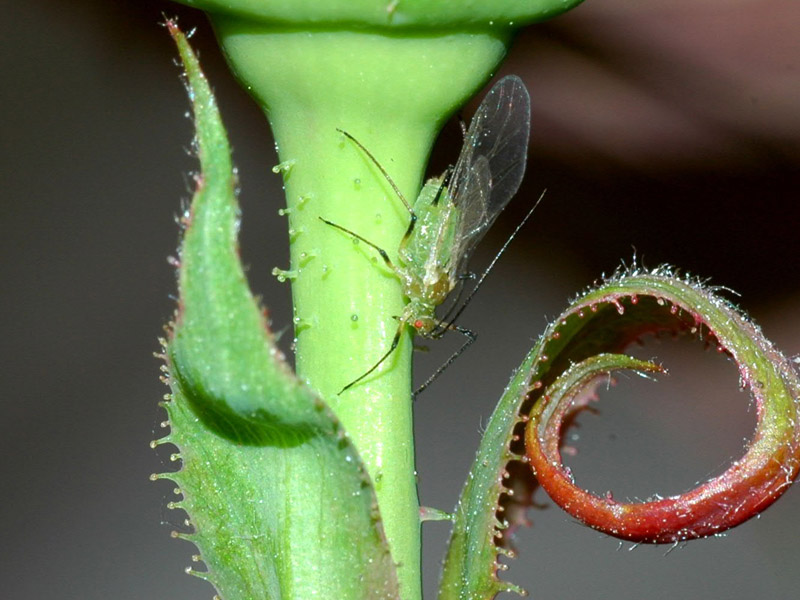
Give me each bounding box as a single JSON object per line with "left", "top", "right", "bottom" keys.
{"left": 523, "top": 270, "right": 800, "bottom": 544}
{"left": 441, "top": 269, "right": 800, "bottom": 600}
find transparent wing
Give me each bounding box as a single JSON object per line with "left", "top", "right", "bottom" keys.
{"left": 447, "top": 75, "right": 531, "bottom": 276}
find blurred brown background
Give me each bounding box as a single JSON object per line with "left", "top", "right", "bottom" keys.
{"left": 1, "top": 1, "right": 798, "bottom": 598}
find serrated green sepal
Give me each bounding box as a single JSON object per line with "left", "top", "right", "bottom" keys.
{"left": 156, "top": 22, "right": 400, "bottom": 600}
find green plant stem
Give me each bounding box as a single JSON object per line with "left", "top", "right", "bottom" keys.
{"left": 212, "top": 18, "right": 510, "bottom": 599}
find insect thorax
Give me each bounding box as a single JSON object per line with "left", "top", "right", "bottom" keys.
{"left": 398, "top": 177, "right": 459, "bottom": 307}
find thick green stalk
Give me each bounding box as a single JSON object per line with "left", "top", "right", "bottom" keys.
{"left": 212, "top": 18, "right": 510, "bottom": 598}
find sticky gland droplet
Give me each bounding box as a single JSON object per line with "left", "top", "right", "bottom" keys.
{"left": 271, "top": 159, "right": 296, "bottom": 175}
{"left": 271, "top": 267, "right": 298, "bottom": 282}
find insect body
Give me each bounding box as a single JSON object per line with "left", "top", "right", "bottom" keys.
{"left": 324, "top": 75, "right": 531, "bottom": 393}
{"left": 396, "top": 176, "right": 460, "bottom": 335}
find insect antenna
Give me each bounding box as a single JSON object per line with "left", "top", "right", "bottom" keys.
{"left": 336, "top": 129, "right": 413, "bottom": 210}
{"left": 336, "top": 128, "right": 419, "bottom": 242}
{"left": 431, "top": 190, "right": 545, "bottom": 338}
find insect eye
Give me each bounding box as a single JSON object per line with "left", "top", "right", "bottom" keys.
{"left": 414, "top": 320, "right": 424, "bottom": 330}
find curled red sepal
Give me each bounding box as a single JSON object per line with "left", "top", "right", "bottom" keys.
{"left": 525, "top": 272, "right": 800, "bottom": 544}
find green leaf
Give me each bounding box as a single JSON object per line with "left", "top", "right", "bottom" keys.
{"left": 439, "top": 267, "right": 800, "bottom": 598}
{"left": 153, "top": 22, "right": 400, "bottom": 600}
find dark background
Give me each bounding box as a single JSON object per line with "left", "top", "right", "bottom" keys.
{"left": 2, "top": 0, "right": 798, "bottom": 598}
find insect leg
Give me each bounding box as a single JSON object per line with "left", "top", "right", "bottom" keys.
{"left": 430, "top": 166, "right": 453, "bottom": 207}
{"left": 457, "top": 114, "right": 468, "bottom": 140}
{"left": 319, "top": 217, "right": 396, "bottom": 269}
{"left": 430, "top": 271, "right": 478, "bottom": 334}
{"left": 339, "top": 318, "right": 407, "bottom": 394}
{"left": 429, "top": 280, "right": 469, "bottom": 337}
{"left": 413, "top": 325, "right": 477, "bottom": 397}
